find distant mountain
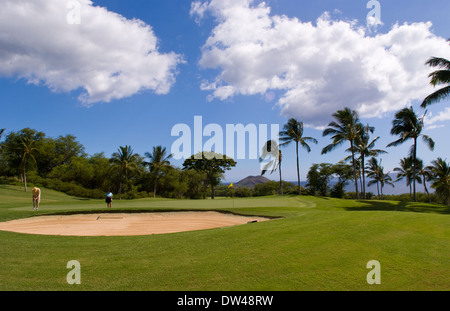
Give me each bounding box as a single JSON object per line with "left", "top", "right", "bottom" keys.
{"left": 234, "top": 175, "right": 271, "bottom": 188}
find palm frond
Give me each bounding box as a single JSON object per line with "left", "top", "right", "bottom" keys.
{"left": 428, "top": 70, "right": 450, "bottom": 86}
{"left": 386, "top": 138, "right": 405, "bottom": 148}
{"left": 422, "top": 135, "right": 435, "bottom": 151}
{"left": 425, "top": 57, "right": 450, "bottom": 70}
{"left": 421, "top": 86, "right": 450, "bottom": 108}
{"left": 321, "top": 141, "right": 343, "bottom": 155}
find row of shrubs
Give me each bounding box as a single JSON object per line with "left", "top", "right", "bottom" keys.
{"left": 29, "top": 173, "right": 105, "bottom": 199}
{"left": 25, "top": 172, "right": 153, "bottom": 200}
{"left": 9, "top": 174, "right": 441, "bottom": 204}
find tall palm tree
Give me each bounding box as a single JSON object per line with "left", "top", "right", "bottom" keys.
{"left": 144, "top": 146, "right": 173, "bottom": 198}
{"left": 429, "top": 158, "right": 450, "bottom": 205}
{"left": 260, "top": 140, "right": 283, "bottom": 195}
{"left": 387, "top": 106, "right": 435, "bottom": 202}
{"left": 421, "top": 56, "right": 450, "bottom": 108}
{"left": 347, "top": 124, "right": 387, "bottom": 199}
{"left": 322, "top": 108, "right": 362, "bottom": 199}
{"left": 280, "top": 119, "right": 318, "bottom": 195}
{"left": 366, "top": 158, "right": 394, "bottom": 198}
{"left": 18, "top": 136, "right": 38, "bottom": 192}
{"left": 110, "top": 145, "right": 140, "bottom": 200}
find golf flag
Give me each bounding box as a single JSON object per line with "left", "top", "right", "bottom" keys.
{"left": 228, "top": 182, "right": 233, "bottom": 189}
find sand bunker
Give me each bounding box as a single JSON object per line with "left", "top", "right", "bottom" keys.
{"left": 0, "top": 211, "right": 270, "bottom": 236}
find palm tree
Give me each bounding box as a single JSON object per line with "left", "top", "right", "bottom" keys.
{"left": 280, "top": 119, "right": 318, "bottom": 195}
{"left": 347, "top": 124, "right": 387, "bottom": 199}
{"left": 18, "top": 136, "right": 38, "bottom": 192}
{"left": 144, "top": 146, "right": 173, "bottom": 198}
{"left": 393, "top": 157, "right": 420, "bottom": 201}
{"left": 416, "top": 159, "right": 433, "bottom": 203}
{"left": 366, "top": 157, "right": 394, "bottom": 198}
{"left": 387, "top": 106, "right": 435, "bottom": 202}
{"left": 421, "top": 56, "right": 450, "bottom": 108}
{"left": 110, "top": 145, "right": 141, "bottom": 200}
{"left": 322, "top": 108, "right": 362, "bottom": 199}
{"left": 429, "top": 158, "right": 450, "bottom": 205}
{"left": 260, "top": 140, "right": 283, "bottom": 195}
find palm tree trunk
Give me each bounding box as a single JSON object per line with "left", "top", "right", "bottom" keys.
{"left": 153, "top": 177, "right": 158, "bottom": 198}
{"left": 361, "top": 155, "right": 366, "bottom": 199}
{"left": 279, "top": 152, "right": 283, "bottom": 195}
{"left": 22, "top": 157, "right": 28, "bottom": 192}
{"left": 359, "top": 175, "right": 363, "bottom": 197}
{"left": 296, "top": 142, "right": 301, "bottom": 195}
{"left": 350, "top": 141, "right": 359, "bottom": 199}
{"left": 413, "top": 138, "right": 417, "bottom": 202}
{"left": 376, "top": 181, "right": 380, "bottom": 198}
{"left": 23, "top": 168, "right": 27, "bottom": 193}
{"left": 422, "top": 174, "right": 431, "bottom": 203}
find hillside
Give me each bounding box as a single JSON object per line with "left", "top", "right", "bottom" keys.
{"left": 234, "top": 175, "right": 270, "bottom": 188}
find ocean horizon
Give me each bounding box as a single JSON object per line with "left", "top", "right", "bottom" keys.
{"left": 228, "top": 174, "right": 433, "bottom": 196}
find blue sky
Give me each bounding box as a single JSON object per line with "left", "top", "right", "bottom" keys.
{"left": 1, "top": 0, "right": 449, "bottom": 184}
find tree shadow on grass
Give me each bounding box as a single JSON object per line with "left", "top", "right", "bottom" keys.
{"left": 344, "top": 199, "right": 450, "bottom": 215}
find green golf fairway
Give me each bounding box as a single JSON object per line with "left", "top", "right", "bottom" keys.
{"left": 0, "top": 184, "right": 449, "bottom": 291}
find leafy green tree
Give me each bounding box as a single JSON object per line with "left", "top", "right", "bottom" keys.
{"left": 306, "top": 163, "right": 333, "bottom": 197}
{"left": 254, "top": 180, "right": 296, "bottom": 196}
{"left": 421, "top": 56, "right": 450, "bottom": 108}
{"left": 88, "top": 153, "right": 113, "bottom": 190}
{"left": 54, "top": 135, "right": 86, "bottom": 166}
{"left": 235, "top": 186, "right": 252, "bottom": 197}
{"left": 183, "top": 152, "right": 236, "bottom": 199}
{"left": 144, "top": 146, "right": 173, "bottom": 198}
{"left": 322, "top": 108, "right": 362, "bottom": 199}
{"left": 387, "top": 106, "right": 435, "bottom": 201}
{"left": 429, "top": 158, "right": 450, "bottom": 205}
{"left": 330, "top": 162, "right": 353, "bottom": 198}
{"left": 0, "top": 128, "right": 5, "bottom": 140}
{"left": 280, "top": 118, "right": 318, "bottom": 195}
{"left": 110, "top": 145, "right": 142, "bottom": 200}
{"left": 181, "top": 169, "right": 208, "bottom": 199}
{"left": 158, "top": 167, "right": 190, "bottom": 199}
{"left": 306, "top": 162, "right": 352, "bottom": 198}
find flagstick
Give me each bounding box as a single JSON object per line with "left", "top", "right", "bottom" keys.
{"left": 228, "top": 183, "right": 234, "bottom": 208}
{"left": 232, "top": 187, "right": 234, "bottom": 208}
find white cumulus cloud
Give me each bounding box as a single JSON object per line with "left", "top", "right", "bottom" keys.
{"left": 425, "top": 107, "right": 450, "bottom": 130}
{"left": 0, "top": 0, "right": 183, "bottom": 105}
{"left": 191, "top": 0, "right": 450, "bottom": 128}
